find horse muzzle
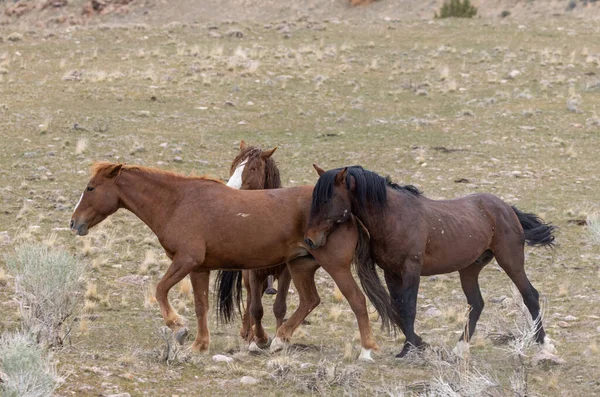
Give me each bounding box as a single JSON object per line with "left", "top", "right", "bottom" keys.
{"left": 304, "top": 232, "right": 326, "bottom": 250}
{"left": 70, "top": 219, "right": 89, "bottom": 236}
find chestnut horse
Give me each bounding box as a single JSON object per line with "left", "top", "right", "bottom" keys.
{"left": 219, "top": 141, "right": 293, "bottom": 351}
{"left": 70, "top": 162, "right": 377, "bottom": 360}
{"left": 305, "top": 165, "right": 555, "bottom": 358}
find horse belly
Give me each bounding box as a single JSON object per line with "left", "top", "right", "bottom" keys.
{"left": 422, "top": 229, "right": 492, "bottom": 275}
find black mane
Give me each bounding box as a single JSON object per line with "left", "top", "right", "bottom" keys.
{"left": 311, "top": 165, "right": 421, "bottom": 217}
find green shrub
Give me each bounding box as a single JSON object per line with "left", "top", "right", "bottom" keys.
{"left": 0, "top": 331, "right": 62, "bottom": 397}
{"left": 435, "top": 0, "right": 478, "bottom": 19}
{"left": 4, "top": 244, "right": 87, "bottom": 347}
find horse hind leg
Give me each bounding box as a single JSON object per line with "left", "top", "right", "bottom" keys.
{"left": 493, "top": 236, "right": 547, "bottom": 344}
{"left": 454, "top": 250, "right": 494, "bottom": 354}
{"left": 273, "top": 265, "right": 291, "bottom": 330}
{"left": 248, "top": 270, "right": 271, "bottom": 352}
{"left": 189, "top": 270, "right": 211, "bottom": 352}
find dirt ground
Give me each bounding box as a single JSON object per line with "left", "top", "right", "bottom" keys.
{"left": 1, "top": 0, "right": 600, "bottom": 396}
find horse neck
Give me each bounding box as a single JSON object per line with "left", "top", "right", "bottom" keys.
{"left": 350, "top": 187, "right": 398, "bottom": 239}
{"left": 115, "top": 170, "right": 183, "bottom": 235}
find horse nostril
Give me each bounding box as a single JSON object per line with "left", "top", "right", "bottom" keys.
{"left": 69, "top": 220, "right": 74, "bottom": 229}
{"left": 304, "top": 238, "right": 316, "bottom": 249}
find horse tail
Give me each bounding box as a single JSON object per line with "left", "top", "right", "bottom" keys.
{"left": 215, "top": 270, "right": 243, "bottom": 324}
{"left": 512, "top": 206, "right": 556, "bottom": 247}
{"left": 352, "top": 217, "right": 399, "bottom": 332}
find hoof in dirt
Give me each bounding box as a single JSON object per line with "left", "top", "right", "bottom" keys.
{"left": 174, "top": 327, "right": 189, "bottom": 345}
{"left": 269, "top": 337, "right": 287, "bottom": 353}
{"left": 395, "top": 342, "right": 426, "bottom": 359}
{"left": 265, "top": 287, "right": 277, "bottom": 295}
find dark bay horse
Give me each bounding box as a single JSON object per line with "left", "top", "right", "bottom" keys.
{"left": 305, "top": 165, "right": 555, "bottom": 358}
{"left": 70, "top": 162, "right": 377, "bottom": 360}
{"left": 220, "top": 141, "right": 293, "bottom": 351}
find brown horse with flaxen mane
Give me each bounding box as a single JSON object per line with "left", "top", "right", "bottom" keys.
{"left": 217, "top": 140, "right": 293, "bottom": 351}
{"left": 70, "top": 162, "right": 378, "bottom": 360}
{"left": 305, "top": 165, "right": 556, "bottom": 358}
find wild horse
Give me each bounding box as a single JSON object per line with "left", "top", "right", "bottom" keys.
{"left": 305, "top": 165, "right": 555, "bottom": 358}
{"left": 70, "top": 162, "right": 377, "bottom": 360}
{"left": 220, "top": 141, "right": 293, "bottom": 351}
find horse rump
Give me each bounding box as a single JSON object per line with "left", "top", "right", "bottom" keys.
{"left": 512, "top": 206, "right": 556, "bottom": 247}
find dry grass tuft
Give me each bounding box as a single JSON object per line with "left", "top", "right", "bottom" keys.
{"left": 587, "top": 211, "right": 600, "bottom": 244}
{"left": 75, "top": 138, "right": 87, "bottom": 155}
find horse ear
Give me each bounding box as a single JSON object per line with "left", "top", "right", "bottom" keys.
{"left": 335, "top": 167, "right": 348, "bottom": 185}
{"left": 261, "top": 146, "right": 277, "bottom": 159}
{"left": 107, "top": 163, "right": 123, "bottom": 178}
{"left": 313, "top": 164, "right": 326, "bottom": 176}
{"left": 239, "top": 140, "right": 247, "bottom": 150}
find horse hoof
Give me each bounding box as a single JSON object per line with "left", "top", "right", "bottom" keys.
{"left": 358, "top": 348, "right": 374, "bottom": 362}
{"left": 269, "top": 337, "right": 287, "bottom": 353}
{"left": 174, "top": 327, "right": 189, "bottom": 345}
{"left": 265, "top": 287, "right": 277, "bottom": 295}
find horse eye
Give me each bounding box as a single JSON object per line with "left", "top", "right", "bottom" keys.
{"left": 86, "top": 186, "right": 95, "bottom": 192}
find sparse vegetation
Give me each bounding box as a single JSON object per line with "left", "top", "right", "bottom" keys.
{"left": 4, "top": 245, "right": 87, "bottom": 347}
{"left": 0, "top": 331, "right": 63, "bottom": 397}
{"left": 435, "top": 0, "right": 478, "bottom": 19}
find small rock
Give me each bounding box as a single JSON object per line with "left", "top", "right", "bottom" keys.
{"left": 240, "top": 376, "right": 259, "bottom": 385}
{"left": 416, "top": 89, "right": 429, "bottom": 96}
{"left": 106, "top": 394, "right": 131, "bottom": 397}
{"left": 532, "top": 350, "right": 565, "bottom": 366}
{"left": 423, "top": 307, "right": 442, "bottom": 318}
{"left": 557, "top": 321, "right": 571, "bottom": 328}
{"left": 7, "top": 32, "right": 24, "bottom": 42}
{"left": 596, "top": 326, "right": 600, "bottom": 333}
{"left": 209, "top": 31, "right": 222, "bottom": 39}
{"left": 212, "top": 354, "right": 234, "bottom": 363}
{"left": 227, "top": 30, "right": 244, "bottom": 38}
{"left": 567, "top": 98, "right": 580, "bottom": 113}
{"left": 490, "top": 295, "right": 507, "bottom": 304}
{"left": 564, "top": 315, "right": 578, "bottom": 322}
{"left": 508, "top": 70, "right": 520, "bottom": 79}
{"left": 173, "top": 156, "right": 183, "bottom": 163}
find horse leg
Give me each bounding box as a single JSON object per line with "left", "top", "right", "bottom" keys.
{"left": 240, "top": 270, "right": 254, "bottom": 342}
{"left": 383, "top": 269, "right": 425, "bottom": 357}
{"left": 458, "top": 251, "right": 493, "bottom": 344}
{"left": 265, "top": 274, "right": 277, "bottom": 295}
{"left": 273, "top": 264, "right": 291, "bottom": 330}
{"left": 323, "top": 262, "right": 379, "bottom": 361}
{"left": 189, "top": 269, "right": 211, "bottom": 352}
{"left": 271, "top": 257, "right": 320, "bottom": 353}
{"left": 248, "top": 270, "right": 270, "bottom": 351}
{"left": 494, "top": 243, "right": 547, "bottom": 345}
{"left": 155, "top": 254, "right": 197, "bottom": 335}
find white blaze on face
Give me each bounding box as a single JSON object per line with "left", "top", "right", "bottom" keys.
{"left": 226, "top": 159, "right": 247, "bottom": 189}
{"left": 73, "top": 192, "right": 84, "bottom": 213}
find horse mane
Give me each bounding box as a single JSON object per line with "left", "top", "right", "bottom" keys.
{"left": 230, "top": 145, "right": 281, "bottom": 189}
{"left": 91, "top": 162, "right": 224, "bottom": 184}
{"left": 311, "top": 165, "right": 421, "bottom": 217}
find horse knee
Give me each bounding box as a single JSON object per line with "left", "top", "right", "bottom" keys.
{"left": 250, "top": 303, "right": 264, "bottom": 320}
{"left": 273, "top": 302, "right": 287, "bottom": 319}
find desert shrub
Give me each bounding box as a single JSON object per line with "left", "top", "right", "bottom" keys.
{"left": 587, "top": 211, "right": 600, "bottom": 244}
{"left": 435, "top": 0, "right": 478, "bottom": 19}
{"left": 0, "top": 331, "right": 62, "bottom": 397}
{"left": 4, "top": 244, "right": 87, "bottom": 347}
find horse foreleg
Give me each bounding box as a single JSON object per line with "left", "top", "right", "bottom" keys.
{"left": 248, "top": 270, "right": 270, "bottom": 351}
{"left": 323, "top": 262, "right": 379, "bottom": 361}
{"left": 155, "top": 255, "right": 196, "bottom": 341}
{"left": 384, "top": 263, "right": 423, "bottom": 358}
{"left": 189, "top": 269, "right": 210, "bottom": 352}
{"left": 273, "top": 265, "right": 291, "bottom": 329}
{"left": 240, "top": 270, "right": 254, "bottom": 342}
{"left": 271, "top": 257, "right": 320, "bottom": 353}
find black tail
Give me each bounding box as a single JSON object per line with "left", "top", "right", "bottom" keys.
{"left": 215, "top": 270, "right": 243, "bottom": 324}
{"left": 512, "top": 206, "right": 556, "bottom": 247}
{"left": 353, "top": 217, "right": 400, "bottom": 333}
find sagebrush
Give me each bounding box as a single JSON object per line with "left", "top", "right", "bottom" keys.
{"left": 435, "top": 0, "right": 477, "bottom": 18}
{"left": 0, "top": 331, "right": 62, "bottom": 397}
{"left": 4, "top": 244, "right": 87, "bottom": 347}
